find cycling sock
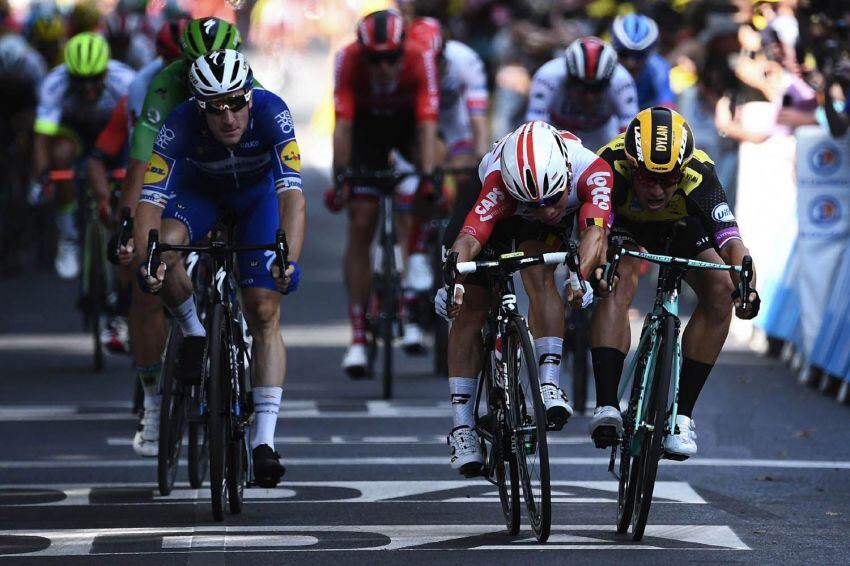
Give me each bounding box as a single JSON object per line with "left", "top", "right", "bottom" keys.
{"left": 252, "top": 386, "right": 282, "bottom": 450}
{"left": 677, "top": 358, "right": 713, "bottom": 418}
{"left": 591, "top": 347, "right": 626, "bottom": 408}
{"left": 136, "top": 363, "right": 161, "bottom": 401}
{"left": 449, "top": 377, "right": 477, "bottom": 428}
{"left": 56, "top": 209, "right": 78, "bottom": 242}
{"left": 349, "top": 304, "right": 367, "bottom": 345}
{"left": 535, "top": 336, "right": 563, "bottom": 388}
{"left": 172, "top": 297, "right": 205, "bottom": 338}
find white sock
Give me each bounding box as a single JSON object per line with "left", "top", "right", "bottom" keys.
{"left": 535, "top": 336, "right": 563, "bottom": 388}
{"left": 252, "top": 386, "right": 282, "bottom": 450}
{"left": 449, "top": 377, "right": 477, "bottom": 428}
{"left": 171, "top": 297, "right": 205, "bottom": 338}
{"left": 56, "top": 210, "right": 78, "bottom": 242}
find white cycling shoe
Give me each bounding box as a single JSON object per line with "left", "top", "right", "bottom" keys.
{"left": 540, "top": 383, "right": 573, "bottom": 431}
{"left": 401, "top": 323, "right": 426, "bottom": 355}
{"left": 448, "top": 425, "right": 484, "bottom": 475}
{"left": 589, "top": 405, "right": 623, "bottom": 448}
{"left": 404, "top": 253, "right": 433, "bottom": 291}
{"left": 101, "top": 316, "right": 130, "bottom": 355}
{"left": 663, "top": 414, "right": 697, "bottom": 460}
{"left": 132, "top": 405, "right": 160, "bottom": 457}
{"left": 55, "top": 240, "right": 80, "bottom": 280}
{"left": 342, "top": 343, "right": 369, "bottom": 379}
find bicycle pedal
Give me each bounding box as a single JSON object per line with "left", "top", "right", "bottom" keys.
{"left": 591, "top": 426, "right": 619, "bottom": 449}
{"left": 460, "top": 463, "right": 484, "bottom": 478}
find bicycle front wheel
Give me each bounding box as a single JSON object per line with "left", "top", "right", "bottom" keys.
{"left": 207, "top": 304, "right": 228, "bottom": 522}
{"left": 226, "top": 318, "right": 249, "bottom": 514}
{"left": 86, "top": 220, "right": 105, "bottom": 372}
{"left": 507, "top": 317, "right": 551, "bottom": 542}
{"left": 157, "top": 323, "right": 185, "bottom": 496}
{"left": 631, "top": 315, "right": 676, "bottom": 541}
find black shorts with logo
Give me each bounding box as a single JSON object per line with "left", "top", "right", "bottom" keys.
{"left": 609, "top": 215, "right": 715, "bottom": 258}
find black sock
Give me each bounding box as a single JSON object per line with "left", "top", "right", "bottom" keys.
{"left": 591, "top": 347, "right": 626, "bottom": 407}
{"left": 677, "top": 357, "right": 713, "bottom": 418}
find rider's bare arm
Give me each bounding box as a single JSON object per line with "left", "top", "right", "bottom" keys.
{"left": 332, "top": 119, "right": 353, "bottom": 171}
{"left": 279, "top": 190, "right": 306, "bottom": 263}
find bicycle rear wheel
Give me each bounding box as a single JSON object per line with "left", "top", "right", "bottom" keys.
{"left": 157, "top": 323, "right": 185, "bottom": 496}
{"left": 207, "top": 304, "right": 228, "bottom": 521}
{"left": 187, "top": 415, "right": 208, "bottom": 488}
{"left": 507, "top": 317, "right": 551, "bottom": 542}
{"left": 631, "top": 315, "right": 675, "bottom": 541}
{"left": 380, "top": 251, "right": 397, "bottom": 400}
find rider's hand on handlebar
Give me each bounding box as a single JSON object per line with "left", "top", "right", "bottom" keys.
{"left": 565, "top": 275, "right": 594, "bottom": 309}
{"left": 271, "top": 261, "right": 300, "bottom": 294}
{"left": 733, "top": 288, "right": 761, "bottom": 320}
{"left": 138, "top": 261, "right": 166, "bottom": 294}
{"left": 589, "top": 264, "right": 618, "bottom": 297}
{"left": 435, "top": 284, "right": 464, "bottom": 321}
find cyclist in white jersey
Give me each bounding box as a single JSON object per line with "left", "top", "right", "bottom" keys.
{"left": 526, "top": 36, "right": 637, "bottom": 152}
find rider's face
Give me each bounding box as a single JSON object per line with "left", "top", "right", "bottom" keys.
{"left": 203, "top": 93, "right": 252, "bottom": 146}
{"left": 528, "top": 189, "right": 570, "bottom": 225}
{"left": 567, "top": 81, "right": 606, "bottom": 108}
{"left": 70, "top": 75, "right": 105, "bottom": 103}
{"left": 619, "top": 53, "right": 646, "bottom": 78}
{"left": 367, "top": 51, "right": 403, "bottom": 86}
{"left": 632, "top": 167, "right": 682, "bottom": 212}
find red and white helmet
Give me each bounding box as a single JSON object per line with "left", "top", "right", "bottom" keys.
{"left": 499, "top": 121, "right": 572, "bottom": 205}
{"left": 564, "top": 36, "right": 618, "bottom": 84}
{"left": 357, "top": 9, "right": 405, "bottom": 53}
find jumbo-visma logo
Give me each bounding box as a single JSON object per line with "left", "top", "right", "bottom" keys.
{"left": 143, "top": 153, "right": 169, "bottom": 184}
{"left": 809, "top": 195, "right": 841, "bottom": 226}
{"left": 280, "top": 141, "right": 301, "bottom": 173}
{"left": 808, "top": 142, "right": 841, "bottom": 176}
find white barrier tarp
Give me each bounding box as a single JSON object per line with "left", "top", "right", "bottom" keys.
{"left": 795, "top": 125, "right": 850, "bottom": 356}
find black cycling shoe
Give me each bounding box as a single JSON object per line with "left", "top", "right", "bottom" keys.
{"left": 252, "top": 444, "right": 286, "bottom": 488}
{"left": 175, "top": 336, "right": 206, "bottom": 384}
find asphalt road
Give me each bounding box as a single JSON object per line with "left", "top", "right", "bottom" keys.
{"left": 0, "top": 166, "right": 848, "bottom": 564}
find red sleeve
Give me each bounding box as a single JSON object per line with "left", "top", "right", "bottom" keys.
{"left": 576, "top": 157, "right": 613, "bottom": 231}
{"left": 94, "top": 96, "right": 129, "bottom": 158}
{"left": 333, "top": 45, "right": 357, "bottom": 121}
{"left": 412, "top": 49, "right": 439, "bottom": 122}
{"left": 459, "top": 171, "right": 517, "bottom": 246}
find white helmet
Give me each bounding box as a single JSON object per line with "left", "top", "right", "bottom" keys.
{"left": 189, "top": 49, "right": 253, "bottom": 100}
{"left": 499, "top": 121, "right": 571, "bottom": 205}
{"left": 564, "top": 36, "right": 618, "bottom": 84}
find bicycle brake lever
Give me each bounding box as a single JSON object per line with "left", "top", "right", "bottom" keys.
{"left": 146, "top": 229, "right": 160, "bottom": 292}
{"left": 275, "top": 229, "right": 290, "bottom": 294}
{"left": 738, "top": 255, "right": 753, "bottom": 310}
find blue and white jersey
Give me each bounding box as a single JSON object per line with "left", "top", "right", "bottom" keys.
{"left": 141, "top": 88, "right": 302, "bottom": 208}
{"left": 635, "top": 53, "right": 675, "bottom": 110}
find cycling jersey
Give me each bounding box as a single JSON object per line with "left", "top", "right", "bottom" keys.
{"left": 459, "top": 130, "right": 613, "bottom": 248}
{"left": 526, "top": 58, "right": 638, "bottom": 151}
{"left": 130, "top": 60, "right": 264, "bottom": 163}
{"left": 35, "top": 60, "right": 135, "bottom": 144}
{"left": 439, "top": 39, "right": 488, "bottom": 156}
{"left": 127, "top": 57, "right": 164, "bottom": 127}
{"left": 140, "top": 88, "right": 302, "bottom": 208}
{"left": 0, "top": 34, "right": 46, "bottom": 87}
{"left": 334, "top": 41, "right": 439, "bottom": 123}
{"left": 634, "top": 53, "right": 675, "bottom": 109}
{"left": 93, "top": 95, "right": 129, "bottom": 160}
{"left": 597, "top": 133, "right": 741, "bottom": 251}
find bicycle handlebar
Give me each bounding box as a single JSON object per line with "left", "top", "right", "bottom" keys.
{"left": 47, "top": 168, "right": 126, "bottom": 183}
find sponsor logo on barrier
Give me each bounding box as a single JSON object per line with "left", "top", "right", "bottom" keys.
{"left": 143, "top": 154, "right": 169, "bottom": 184}
{"left": 711, "top": 203, "right": 735, "bottom": 223}
{"left": 809, "top": 195, "right": 841, "bottom": 225}
{"left": 808, "top": 142, "right": 841, "bottom": 176}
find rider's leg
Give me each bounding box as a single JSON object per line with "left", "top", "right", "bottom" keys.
{"left": 679, "top": 247, "right": 735, "bottom": 418}
{"left": 447, "top": 283, "right": 489, "bottom": 428}
{"left": 128, "top": 270, "right": 167, "bottom": 407}
{"left": 158, "top": 219, "right": 198, "bottom": 332}
{"left": 589, "top": 252, "right": 641, "bottom": 408}
{"left": 50, "top": 136, "right": 80, "bottom": 278}
{"left": 344, "top": 198, "right": 379, "bottom": 346}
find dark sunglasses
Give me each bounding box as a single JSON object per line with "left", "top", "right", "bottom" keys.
{"left": 618, "top": 49, "right": 650, "bottom": 62}
{"left": 70, "top": 74, "right": 105, "bottom": 88}
{"left": 196, "top": 90, "right": 252, "bottom": 114}
{"left": 634, "top": 166, "right": 683, "bottom": 186}
{"left": 526, "top": 191, "right": 564, "bottom": 209}
{"left": 570, "top": 80, "right": 608, "bottom": 93}
{"left": 367, "top": 51, "right": 403, "bottom": 66}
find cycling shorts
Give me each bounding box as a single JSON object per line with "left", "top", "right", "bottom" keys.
{"left": 350, "top": 112, "right": 418, "bottom": 209}
{"left": 610, "top": 215, "right": 716, "bottom": 258}
{"left": 161, "top": 168, "right": 279, "bottom": 291}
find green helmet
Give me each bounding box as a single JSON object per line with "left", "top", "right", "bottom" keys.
{"left": 180, "top": 18, "right": 241, "bottom": 60}
{"left": 64, "top": 32, "right": 110, "bottom": 77}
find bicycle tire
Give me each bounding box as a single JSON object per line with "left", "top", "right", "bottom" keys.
{"left": 207, "top": 304, "right": 228, "bottom": 521}
{"left": 430, "top": 230, "right": 449, "bottom": 376}
{"left": 380, "top": 242, "right": 396, "bottom": 400}
{"left": 87, "top": 220, "right": 104, "bottom": 372}
{"left": 567, "top": 308, "right": 591, "bottom": 415}
{"left": 227, "top": 318, "right": 249, "bottom": 514}
{"left": 616, "top": 355, "right": 649, "bottom": 533}
{"left": 157, "top": 323, "right": 185, "bottom": 496}
{"left": 187, "top": 418, "right": 208, "bottom": 489}
{"left": 631, "top": 315, "right": 675, "bottom": 541}
{"left": 507, "top": 317, "right": 551, "bottom": 542}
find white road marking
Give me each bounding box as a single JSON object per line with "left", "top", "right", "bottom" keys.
{"left": 0, "top": 481, "right": 703, "bottom": 506}
{"left": 0, "top": 524, "right": 750, "bottom": 555}
{"left": 112, "top": 435, "right": 591, "bottom": 447}
{"left": 1, "top": 456, "right": 847, "bottom": 470}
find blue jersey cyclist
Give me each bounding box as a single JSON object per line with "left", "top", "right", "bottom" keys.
{"left": 610, "top": 14, "right": 676, "bottom": 110}
{"left": 135, "top": 49, "right": 306, "bottom": 488}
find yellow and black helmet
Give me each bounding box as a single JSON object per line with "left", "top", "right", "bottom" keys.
{"left": 624, "top": 107, "right": 695, "bottom": 174}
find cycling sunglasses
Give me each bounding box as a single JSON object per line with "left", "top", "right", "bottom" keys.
{"left": 617, "top": 49, "right": 650, "bottom": 62}
{"left": 69, "top": 74, "right": 105, "bottom": 88}
{"left": 526, "top": 191, "right": 563, "bottom": 209}
{"left": 366, "top": 51, "right": 403, "bottom": 66}
{"left": 633, "top": 166, "right": 683, "bottom": 186}
{"left": 570, "top": 79, "right": 609, "bottom": 93}
{"left": 196, "top": 90, "right": 252, "bottom": 115}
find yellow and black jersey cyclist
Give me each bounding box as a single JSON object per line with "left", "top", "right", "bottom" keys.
{"left": 588, "top": 107, "right": 761, "bottom": 460}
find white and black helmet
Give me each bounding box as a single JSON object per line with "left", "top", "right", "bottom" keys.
{"left": 564, "top": 36, "right": 618, "bottom": 84}
{"left": 188, "top": 48, "right": 253, "bottom": 100}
